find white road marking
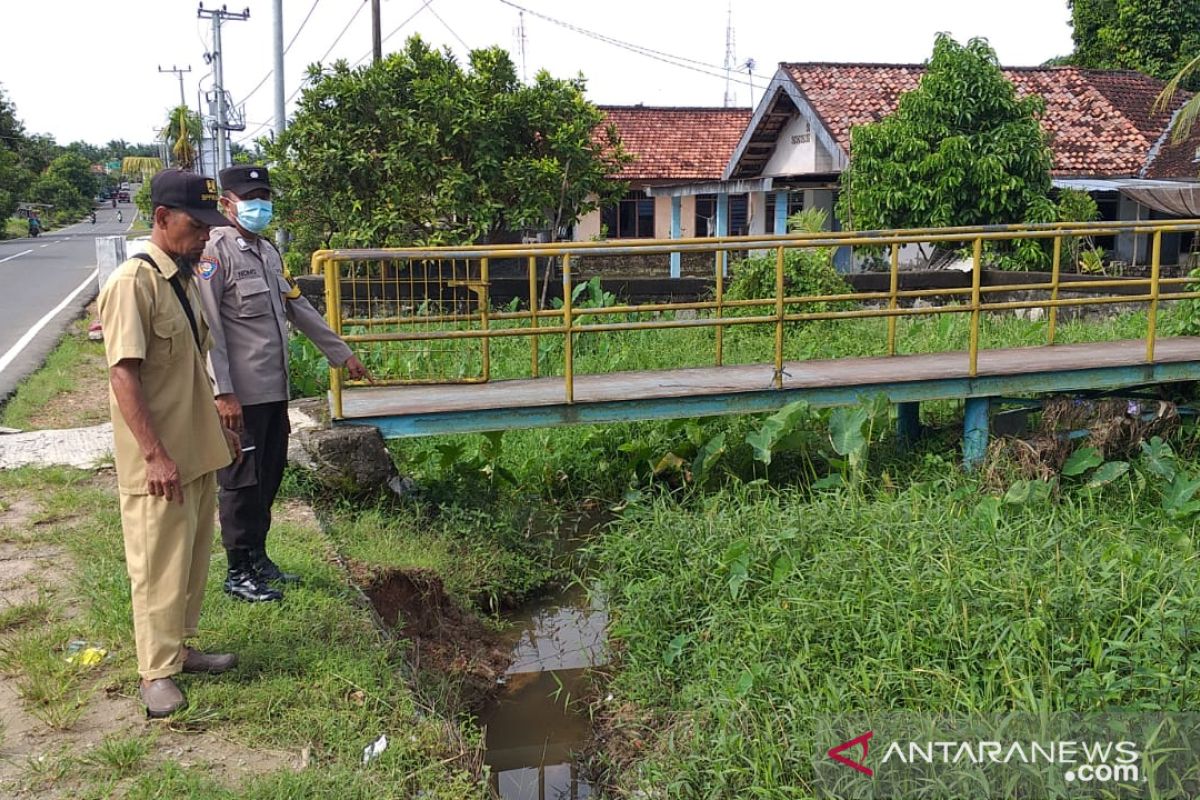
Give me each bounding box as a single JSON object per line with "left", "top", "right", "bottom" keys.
{"left": 0, "top": 269, "right": 98, "bottom": 375}
{"left": 39, "top": 244, "right": 50, "bottom": 248}
{"left": 0, "top": 250, "right": 33, "bottom": 264}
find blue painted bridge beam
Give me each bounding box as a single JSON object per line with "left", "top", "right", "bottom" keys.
{"left": 339, "top": 360, "right": 1200, "bottom": 472}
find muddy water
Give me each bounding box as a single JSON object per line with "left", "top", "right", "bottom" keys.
{"left": 480, "top": 582, "right": 608, "bottom": 799}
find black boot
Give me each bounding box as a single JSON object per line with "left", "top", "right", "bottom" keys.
{"left": 224, "top": 549, "right": 283, "bottom": 602}
{"left": 249, "top": 547, "right": 300, "bottom": 585}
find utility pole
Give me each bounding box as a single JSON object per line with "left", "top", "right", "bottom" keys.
{"left": 723, "top": 3, "right": 736, "bottom": 107}
{"left": 273, "top": 0, "right": 288, "bottom": 251}
{"left": 515, "top": 10, "right": 528, "bottom": 83}
{"left": 371, "top": 0, "right": 382, "bottom": 63}
{"left": 272, "top": 0, "right": 285, "bottom": 144}
{"left": 158, "top": 64, "right": 191, "bottom": 108}
{"left": 198, "top": 3, "right": 250, "bottom": 176}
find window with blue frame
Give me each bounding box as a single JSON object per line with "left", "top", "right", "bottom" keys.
{"left": 765, "top": 191, "right": 805, "bottom": 231}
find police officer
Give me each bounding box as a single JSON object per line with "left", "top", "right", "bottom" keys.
{"left": 98, "top": 169, "right": 242, "bottom": 717}
{"left": 198, "top": 165, "right": 370, "bottom": 603}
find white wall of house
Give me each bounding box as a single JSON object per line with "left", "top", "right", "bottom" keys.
{"left": 680, "top": 195, "right": 697, "bottom": 238}
{"left": 575, "top": 207, "right": 602, "bottom": 241}
{"left": 573, "top": 192, "right": 702, "bottom": 241}
{"left": 748, "top": 191, "right": 768, "bottom": 236}
{"left": 654, "top": 196, "right": 672, "bottom": 239}
{"left": 1116, "top": 194, "right": 1151, "bottom": 265}
{"left": 764, "top": 115, "right": 837, "bottom": 176}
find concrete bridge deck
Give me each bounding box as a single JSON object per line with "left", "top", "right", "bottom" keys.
{"left": 336, "top": 337, "right": 1200, "bottom": 440}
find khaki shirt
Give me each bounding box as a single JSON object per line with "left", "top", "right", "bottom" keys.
{"left": 98, "top": 242, "right": 231, "bottom": 495}
{"left": 198, "top": 227, "right": 353, "bottom": 406}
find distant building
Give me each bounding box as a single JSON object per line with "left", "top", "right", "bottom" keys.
{"left": 591, "top": 65, "right": 1200, "bottom": 270}
{"left": 575, "top": 106, "right": 751, "bottom": 242}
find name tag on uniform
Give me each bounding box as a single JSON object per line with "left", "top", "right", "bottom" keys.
{"left": 235, "top": 268, "right": 258, "bottom": 280}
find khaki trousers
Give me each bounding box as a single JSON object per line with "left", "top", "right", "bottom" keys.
{"left": 119, "top": 472, "right": 217, "bottom": 680}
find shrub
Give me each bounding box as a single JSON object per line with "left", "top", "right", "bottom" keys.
{"left": 726, "top": 208, "right": 849, "bottom": 314}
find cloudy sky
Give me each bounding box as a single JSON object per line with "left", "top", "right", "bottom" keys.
{"left": 1, "top": 0, "right": 1074, "bottom": 148}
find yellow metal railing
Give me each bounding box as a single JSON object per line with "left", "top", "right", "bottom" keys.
{"left": 312, "top": 220, "right": 1200, "bottom": 419}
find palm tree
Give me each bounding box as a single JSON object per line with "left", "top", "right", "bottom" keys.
{"left": 120, "top": 156, "right": 162, "bottom": 183}
{"left": 1154, "top": 55, "right": 1200, "bottom": 143}
{"left": 163, "top": 106, "right": 201, "bottom": 171}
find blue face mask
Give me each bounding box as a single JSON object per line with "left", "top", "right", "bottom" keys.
{"left": 235, "top": 198, "right": 273, "bottom": 233}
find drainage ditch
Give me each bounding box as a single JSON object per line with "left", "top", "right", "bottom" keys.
{"left": 357, "top": 511, "right": 611, "bottom": 799}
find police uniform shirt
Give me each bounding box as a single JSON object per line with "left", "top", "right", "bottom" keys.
{"left": 198, "top": 226, "right": 352, "bottom": 406}
{"left": 98, "top": 242, "right": 232, "bottom": 494}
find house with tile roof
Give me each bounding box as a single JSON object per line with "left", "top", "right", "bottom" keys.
{"left": 639, "top": 63, "right": 1200, "bottom": 271}
{"left": 573, "top": 106, "right": 752, "bottom": 243}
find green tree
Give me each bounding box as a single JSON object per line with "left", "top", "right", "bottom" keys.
{"left": 837, "top": 35, "right": 1055, "bottom": 236}
{"left": 0, "top": 85, "right": 27, "bottom": 222}
{"left": 29, "top": 174, "right": 85, "bottom": 222}
{"left": 65, "top": 140, "right": 102, "bottom": 163}
{"left": 267, "top": 35, "right": 628, "bottom": 253}
{"left": 46, "top": 152, "right": 98, "bottom": 201}
{"left": 1068, "top": 0, "right": 1200, "bottom": 81}
{"left": 17, "top": 133, "right": 58, "bottom": 178}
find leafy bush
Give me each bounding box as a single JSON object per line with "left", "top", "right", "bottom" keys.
{"left": 134, "top": 181, "right": 151, "bottom": 223}
{"left": 1056, "top": 188, "right": 1101, "bottom": 271}
{"left": 725, "top": 208, "right": 849, "bottom": 312}
{"left": 288, "top": 335, "right": 328, "bottom": 399}
{"left": 1163, "top": 266, "right": 1200, "bottom": 335}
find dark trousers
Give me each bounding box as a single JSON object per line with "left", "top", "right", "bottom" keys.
{"left": 217, "top": 401, "right": 289, "bottom": 553}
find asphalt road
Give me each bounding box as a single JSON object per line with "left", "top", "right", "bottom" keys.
{"left": 0, "top": 201, "right": 138, "bottom": 403}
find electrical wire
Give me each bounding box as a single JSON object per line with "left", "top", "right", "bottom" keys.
{"left": 426, "top": 2, "right": 469, "bottom": 53}
{"left": 239, "top": 0, "right": 324, "bottom": 106}
{"left": 236, "top": 0, "right": 373, "bottom": 145}
{"left": 352, "top": 0, "right": 433, "bottom": 66}
{"left": 319, "top": 0, "right": 370, "bottom": 65}
{"left": 495, "top": 0, "right": 755, "bottom": 90}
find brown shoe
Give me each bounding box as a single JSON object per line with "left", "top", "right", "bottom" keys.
{"left": 181, "top": 647, "right": 238, "bottom": 675}
{"left": 139, "top": 677, "right": 187, "bottom": 719}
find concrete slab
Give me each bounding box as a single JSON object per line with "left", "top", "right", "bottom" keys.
{"left": 0, "top": 423, "right": 112, "bottom": 470}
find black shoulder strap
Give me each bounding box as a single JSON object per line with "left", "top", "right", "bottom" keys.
{"left": 131, "top": 253, "right": 202, "bottom": 352}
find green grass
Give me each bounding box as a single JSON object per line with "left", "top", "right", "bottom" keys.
{"left": 328, "top": 301, "right": 1200, "bottom": 797}
{"left": 4, "top": 218, "right": 28, "bottom": 239}
{"left": 323, "top": 502, "right": 556, "bottom": 612}
{"left": 0, "top": 319, "right": 108, "bottom": 430}
{"left": 0, "top": 467, "right": 488, "bottom": 799}
{"left": 587, "top": 441, "right": 1200, "bottom": 797}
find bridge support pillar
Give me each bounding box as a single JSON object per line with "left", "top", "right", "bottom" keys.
{"left": 962, "top": 397, "right": 992, "bottom": 470}
{"left": 896, "top": 402, "right": 921, "bottom": 447}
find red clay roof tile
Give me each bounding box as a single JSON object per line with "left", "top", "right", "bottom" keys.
{"left": 780, "top": 64, "right": 1198, "bottom": 179}
{"left": 598, "top": 106, "right": 753, "bottom": 181}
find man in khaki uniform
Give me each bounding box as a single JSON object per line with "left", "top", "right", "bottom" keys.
{"left": 99, "top": 169, "right": 242, "bottom": 718}
{"left": 198, "top": 165, "right": 369, "bottom": 603}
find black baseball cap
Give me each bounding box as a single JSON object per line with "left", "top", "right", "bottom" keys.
{"left": 150, "top": 169, "right": 227, "bottom": 227}
{"left": 220, "top": 165, "right": 272, "bottom": 196}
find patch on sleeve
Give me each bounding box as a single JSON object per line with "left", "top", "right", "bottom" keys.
{"left": 198, "top": 256, "right": 219, "bottom": 280}
{"left": 283, "top": 272, "right": 302, "bottom": 300}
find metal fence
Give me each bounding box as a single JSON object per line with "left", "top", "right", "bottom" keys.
{"left": 311, "top": 219, "right": 1200, "bottom": 419}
